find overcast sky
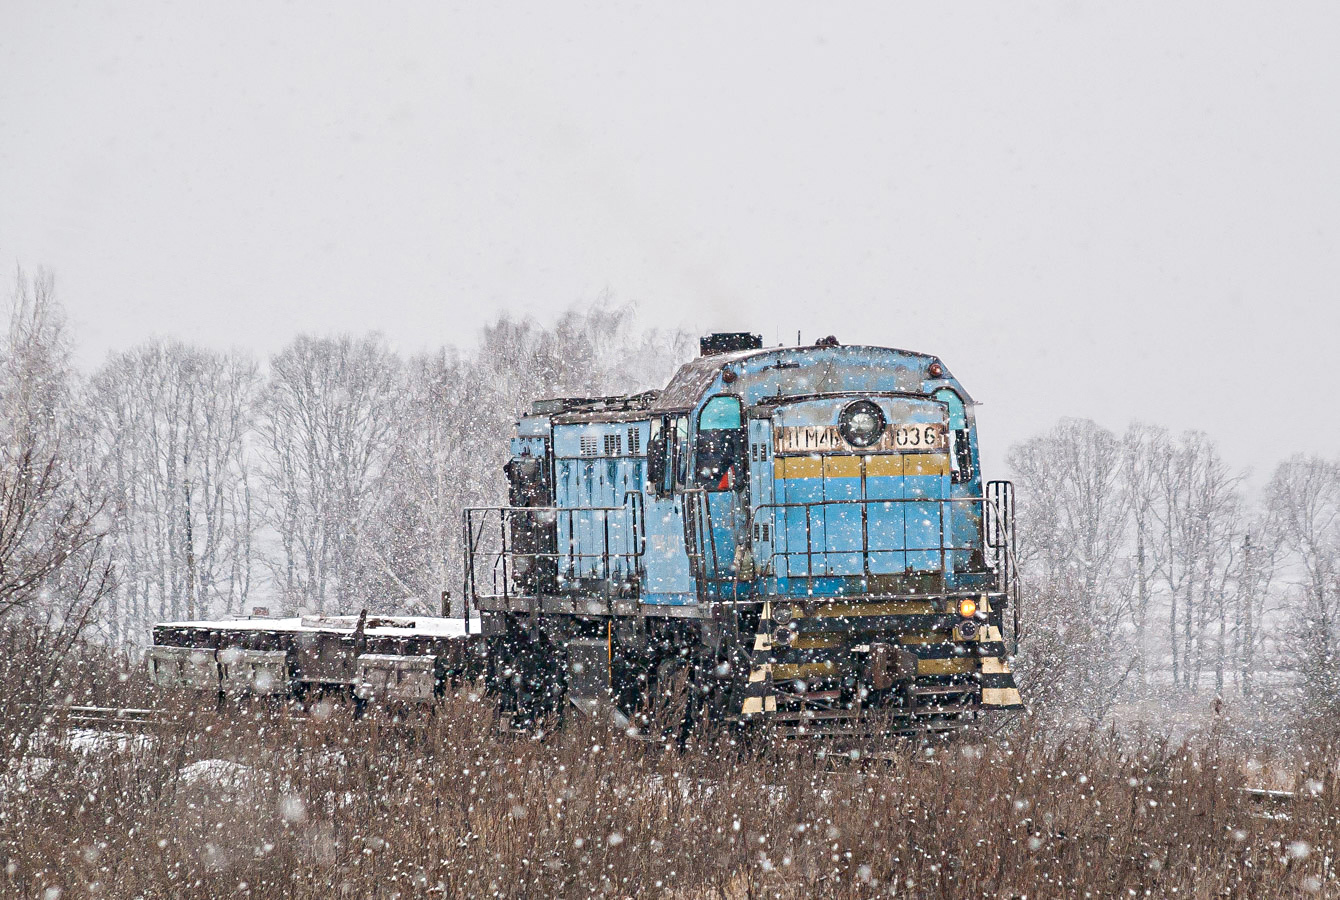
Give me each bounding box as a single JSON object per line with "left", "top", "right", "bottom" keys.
{"left": 2, "top": 1, "right": 1337, "bottom": 479}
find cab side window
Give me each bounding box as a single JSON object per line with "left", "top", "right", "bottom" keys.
{"left": 672, "top": 416, "right": 690, "bottom": 489}
{"left": 934, "top": 388, "right": 974, "bottom": 484}
{"left": 646, "top": 417, "right": 667, "bottom": 494}
{"left": 647, "top": 415, "right": 690, "bottom": 495}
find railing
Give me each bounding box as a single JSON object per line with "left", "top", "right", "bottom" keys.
{"left": 463, "top": 494, "right": 645, "bottom": 604}
{"left": 985, "top": 480, "right": 1019, "bottom": 652}
{"left": 752, "top": 496, "right": 991, "bottom": 581}
{"left": 680, "top": 487, "right": 711, "bottom": 590}
{"left": 462, "top": 483, "right": 1020, "bottom": 651}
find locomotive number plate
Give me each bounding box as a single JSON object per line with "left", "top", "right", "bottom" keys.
{"left": 774, "top": 423, "right": 947, "bottom": 454}
{"left": 774, "top": 426, "right": 843, "bottom": 453}
{"left": 892, "top": 423, "right": 947, "bottom": 450}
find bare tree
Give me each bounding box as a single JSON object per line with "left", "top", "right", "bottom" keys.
{"left": 1009, "top": 418, "right": 1130, "bottom": 612}
{"left": 1122, "top": 423, "right": 1170, "bottom": 688}
{"left": 0, "top": 269, "right": 108, "bottom": 622}
{"left": 361, "top": 349, "right": 482, "bottom": 614}
{"left": 0, "top": 269, "right": 112, "bottom": 751}
{"left": 1227, "top": 519, "right": 1281, "bottom": 698}
{"left": 1139, "top": 431, "right": 1242, "bottom": 692}
{"left": 258, "top": 334, "right": 403, "bottom": 615}
{"left": 1008, "top": 419, "right": 1137, "bottom": 723}
{"left": 1266, "top": 455, "right": 1340, "bottom": 705}
{"left": 1009, "top": 419, "right": 1251, "bottom": 714}
{"left": 87, "top": 341, "right": 259, "bottom": 640}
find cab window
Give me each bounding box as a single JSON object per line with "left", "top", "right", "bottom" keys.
{"left": 698, "top": 395, "right": 743, "bottom": 430}
{"left": 937, "top": 389, "right": 966, "bottom": 430}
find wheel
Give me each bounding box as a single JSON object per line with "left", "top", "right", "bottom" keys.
{"left": 487, "top": 620, "right": 566, "bottom": 731}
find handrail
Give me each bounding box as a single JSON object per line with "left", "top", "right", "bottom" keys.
{"left": 678, "top": 487, "right": 710, "bottom": 592}
{"left": 985, "top": 480, "right": 1021, "bottom": 653}
{"left": 751, "top": 496, "right": 990, "bottom": 581}
{"left": 463, "top": 498, "right": 646, "bottom": 602}
{"left": 462, "top": 485, "right": 1023, "bottom": 653}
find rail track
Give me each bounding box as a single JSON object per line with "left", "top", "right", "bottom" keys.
{"left": 63, "top": 705, "right": 175, "bottom": 731}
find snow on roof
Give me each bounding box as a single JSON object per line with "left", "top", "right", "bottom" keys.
{"left": 155, "top": 615, "right": 477, "bottom": 639}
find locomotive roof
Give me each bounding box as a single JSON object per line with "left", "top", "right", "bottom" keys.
{"left": 523, "top": 343, "right": 971, "bottom": 426}
{"left": 650, "top": 343, "right": 955, "bottom": 412}
{"left": 529, "top": 390, "right": 659, "bottom": 418}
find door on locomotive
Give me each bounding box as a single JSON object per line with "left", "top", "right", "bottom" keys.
{"left": 691, "top": 394, "right": 748, "bottom": 586}
{"left": 641, "top": 414, "right": 697, "bottom": 605}
{"left": 641, "top": 396, "right": 752, "bottom": 601}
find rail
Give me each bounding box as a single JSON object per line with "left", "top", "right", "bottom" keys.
{"left": 462, "top": 483, "right": 1019, "bottom": 652}
{"left": 751, "top": 496, "right": 990, "bottom": 580}
{"left": 64, "top": 705, "right": 173, "bottom": 730}
{"left": 463, "top": 494, "right": 646, "bottom": 604}
{"left": 749, "top": 489, "right": 1020, "bottom": 648}
{"left": 680, "top": 488, "right": 712, "bottom": 596}
{"left": 984, "top": 480, "right": 1020, "bottom": 652}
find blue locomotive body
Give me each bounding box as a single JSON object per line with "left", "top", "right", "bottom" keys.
{"left": 468, "top": 334, "right": 1023, "bottom": 734}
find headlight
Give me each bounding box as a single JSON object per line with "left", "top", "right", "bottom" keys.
{"left": 838, "top": 400, "right": 886, "bottom": 448}
{"left": 772, "top": 604, "right": 793, "bottom": 624}
{"left": 773, "top": 627, "right": 795, "bottom": 646}
{"left": 959, "top": 598, "right": 977, "bottom": 618}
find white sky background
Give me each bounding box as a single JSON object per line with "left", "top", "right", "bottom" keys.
{"left": 2, "top": 2, "right": 1337, "bottom": 479}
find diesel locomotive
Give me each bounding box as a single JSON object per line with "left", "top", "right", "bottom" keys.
{"left": 467, "top": 332, "right": 1022, "bottom": 736}
{"left": 149, "top": 332, "right": 1023, "bottom": 737}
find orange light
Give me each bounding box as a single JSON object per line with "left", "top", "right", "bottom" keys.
{"left": 928, "top": 361, "right": 944, "bottom": 378}
{"left": 959, "top": 598, "right": 977, "bottom": 618}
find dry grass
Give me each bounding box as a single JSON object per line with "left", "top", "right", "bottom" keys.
{"left": 2, "top": 677, "right": 1338, "bottom": 900}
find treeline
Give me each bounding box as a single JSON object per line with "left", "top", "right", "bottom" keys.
{"left": 0, "top": 270, "right": 692, "bottom": 646}
{"left": 2, "top": 268, "right": 1337, "bottom": 718}
{"left": 1011, "top": 418, "right": 1340, "bottom": 720}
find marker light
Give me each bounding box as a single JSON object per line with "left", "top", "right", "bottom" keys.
{"left": 928, "top": 361, "right": 944, "bottom": 378}
{"left": 958, "top": 598, "right": 977, "bottom": 618}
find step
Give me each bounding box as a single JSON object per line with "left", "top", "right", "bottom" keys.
{"left": 910, "top": 685, "right": 977, "bottom": 696}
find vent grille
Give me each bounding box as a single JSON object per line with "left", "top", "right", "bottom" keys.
{"left": 604, "top": 434, "right": 622, "bottom": 456}
{"left": 627, "top": 427, "right": 641, "bottom": 456}
{"left": 580, "top": 436, "right": 599, "bottom": 457}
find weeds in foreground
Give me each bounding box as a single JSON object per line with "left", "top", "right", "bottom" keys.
{"left": 1, "top": 690, "right": 1336, "bottom": 899}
